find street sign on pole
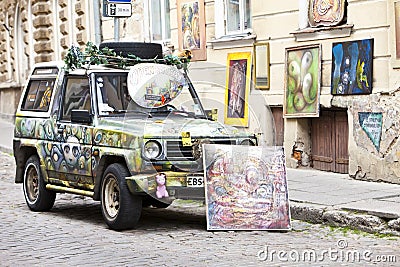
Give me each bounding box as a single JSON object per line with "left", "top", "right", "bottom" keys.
{"left": 103, "top": 0, "right": 132, "bottom": 17}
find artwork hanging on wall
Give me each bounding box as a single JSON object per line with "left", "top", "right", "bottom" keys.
{"left": 253, "top": 42, "right": 270, "bottom": 89}
{"left": 224, "top": 52, "right": 251, "bottom": 127}
{"left": 203, "top": 144, "right": 291, "bottom": 231}
{"left": 331, "top": 39, "right": 374, "bottom": 95}
{"left": 284, "top": 44, "right": 321, "bottom": 118}
{"left": 308, "top": 0, "right": 346, "bottom": 27}
{"left": 359, "top": 112, "right": 382, "bottom": 151}
{"left": 177, "top": 0, "right": 206, "bottom": 61}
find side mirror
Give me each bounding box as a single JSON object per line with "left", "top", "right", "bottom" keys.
{"left": 71, "top": 109, "right": 92, "bottom": 124}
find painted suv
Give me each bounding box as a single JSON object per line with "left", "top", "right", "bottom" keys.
{"left": 13, "top": 44, "right": 258, "bottom": 230}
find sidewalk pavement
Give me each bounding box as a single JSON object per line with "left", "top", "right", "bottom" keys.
{"left": 0, "top": 119, "right": 13, "bottom": 155}
{"left": 1, "top": 119, "right": 400, "bottom": 235}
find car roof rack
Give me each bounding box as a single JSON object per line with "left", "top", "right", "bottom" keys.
{"left": 64, "top": 41, "right": 190, "bottom": 72}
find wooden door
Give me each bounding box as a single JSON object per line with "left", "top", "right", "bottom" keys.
{"left": 271, "top": 107, "right": 284, "bottom": 146}
{"left": 334, "top": 111, "right": 349, "bottom": 173}
{"left": 311, "top": 110, "right": 349, "bottom": 173}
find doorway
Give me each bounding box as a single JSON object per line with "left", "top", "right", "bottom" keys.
{"left": 311, "top": 110, "right": 349, "bottom": 173}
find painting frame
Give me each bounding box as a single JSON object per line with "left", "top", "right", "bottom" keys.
{"left": 203, "top": 144, "right": 291, "bottom": 231}
{"left": 224, "top": 52, "right": 252, "bottom": 127}
{"left": 177, "top": 0, "right": 207, "bottom": 61}
{"left": 253, "top": 42, "right": 270, "bottom": 90}
{"left": 331, "top": 39, "right": 374, "bottom": 95}
{"left": 284, "top": 44, "right": 321, "bottom": 118}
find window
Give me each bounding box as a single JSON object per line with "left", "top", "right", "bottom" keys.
{"left": 15, "top": 5, "right": 29, "bottom": 83}
{"left": 95, "top": 74, "right": 131, "bottom": 115}
{"left": 61, "top": 77, "right": 90, "bottom": 121}
{"left": 68, "top": 0, "right": 77, "bottom": 46}
{"left": 148, "top": 0, "right": 171, "bottom": 42}
{"left": 226, "top": 0, "right": 251, "bottom": 34}
{"left": 22, "top": 79, "right": 56, "bottom": 112}
{"left": 215, "top": 0, "right": 251, "bottom": 38}
{"left": 27, "top": 1, "right": 35, "bottom": 69}
{"left": 52, "top": 0, "right": 61, "bottom": 61}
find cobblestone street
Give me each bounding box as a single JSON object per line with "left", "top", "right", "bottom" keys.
{"left": 0, "top": 152, "right": 399, "bottom": 266}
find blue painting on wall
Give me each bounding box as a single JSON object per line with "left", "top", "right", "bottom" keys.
{"left": 331, "top": 39, "right": 373, "bottom": 95}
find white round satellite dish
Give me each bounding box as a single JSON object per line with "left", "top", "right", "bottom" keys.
{"left": 127, "top": 63, "right": 187, "bottom": 108}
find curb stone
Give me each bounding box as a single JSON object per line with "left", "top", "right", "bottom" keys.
{"left": 0, "top": 146, "right": 13, "bottom": 155}
{"left": 290, "top": 202, "right": 400, "bottom": 236}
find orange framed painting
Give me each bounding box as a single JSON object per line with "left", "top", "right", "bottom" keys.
{"left": 177, "top": 0, "right": 207, "bottom": 61}
{"left": 224, "top": 52, "right": 252, "bottom": 127}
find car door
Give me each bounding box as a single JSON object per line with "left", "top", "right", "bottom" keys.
{"left": 53, "top": 75, "right": 94, "bottom": 190}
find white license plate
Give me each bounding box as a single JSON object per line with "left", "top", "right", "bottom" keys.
{"left": 187, "top": 176, "right": 204, "bottom": 187}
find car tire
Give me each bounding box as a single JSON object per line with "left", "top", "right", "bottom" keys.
{"left": 100, "top": 163, "right": 142, "bottom": 230}
{"left": 23, "top": 155, "right": 56, "bottom": 211}
{"left": 99, "top": 42, "right": 163, "bottom": 59}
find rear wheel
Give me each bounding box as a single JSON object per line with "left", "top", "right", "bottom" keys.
{"left": 23, "top": 155, "right": 56, "bottom": 211}
{"left": 101, "top": 163, "right": 142, "bottom": 230}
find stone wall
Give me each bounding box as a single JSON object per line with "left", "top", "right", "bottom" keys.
{"left": 0, "top": 0, "right": 92, "bottom": 118}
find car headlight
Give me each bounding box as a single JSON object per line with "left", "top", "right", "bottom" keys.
{"left": 240, "top": 139, "right": 256, "bottom": 146}
{"left": 144, "top": 140, "right": 162, "bottom": 159}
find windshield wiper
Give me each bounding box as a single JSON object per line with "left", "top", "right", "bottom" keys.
{"left": 150, "top": 109, "right": 197, "bottom": 118}
{"left": 109, "top": 109, "right": 152, "bottom": 118}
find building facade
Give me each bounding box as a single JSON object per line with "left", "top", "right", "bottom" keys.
{"left": 1, "top": 0, "right": 400, "bottom": 184}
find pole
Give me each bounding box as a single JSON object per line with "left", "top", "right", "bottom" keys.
{"left": 114, "top": 17, "right": 120, "bottom": 41}
{"left": 93, "top": 0, "right": 102, "bottom": 45}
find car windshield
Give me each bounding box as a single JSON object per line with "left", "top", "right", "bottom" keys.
{"left": 95, "top": 65, "right": 206, "bottom": 118}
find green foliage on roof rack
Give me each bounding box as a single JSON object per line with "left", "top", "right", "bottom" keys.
{"left": 64, "top": 42, "right": 190, "bottom": 71}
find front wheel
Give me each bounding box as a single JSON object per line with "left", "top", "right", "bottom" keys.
{"left": 23, "top": 155, "right": 56, "bottom": 211}
{"left": 101, "top": 163, "right": 142, "bottom": 230}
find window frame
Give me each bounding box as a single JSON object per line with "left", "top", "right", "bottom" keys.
{"left": 60, "top": 75, "right": 91, "bottom": 122}
{"left": 94, "top": 72, "right": 131, "bottom": 117}
{"left": 21, "top": 78, "right": 56, "bottom": 112}
{"left": 215, "top": 0, "right": 252, "bottom": 38}
{"left": 147, "top": 0, "right": 171, "bottom": 43}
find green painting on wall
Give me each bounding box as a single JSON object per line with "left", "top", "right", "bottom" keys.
{"left": 284, "top": 44, "right": 321, "bottom": 118}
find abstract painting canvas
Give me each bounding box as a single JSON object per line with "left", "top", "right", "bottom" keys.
{"left": 308, "top": 0, "right": 346, "bottom": 27}
{"left": 225, "top": 52, "right": 251, "bottom": 126}
{"left": 284, "top": 45, "right": 321, "bottom": 118}
{"left": 203, "top": 144, "right": 291, "bottom": 231}
{"left": 331, "top": 39, "right": 374, "bottom": 95}
{"left": 177, "top": 0, "right": 206, "bottom": 61}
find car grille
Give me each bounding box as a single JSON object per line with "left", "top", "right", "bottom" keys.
{"left": 166, "top": 139, "right": 235, "bottom": 161}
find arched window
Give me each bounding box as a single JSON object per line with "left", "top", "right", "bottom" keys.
{"left": 52, "top": 0, "right": 61, "bottom": 61}
{"left": 4, "top": 13, "right": 12, "bottom": 81}
{"left": 69, "top": 0, "right": 77, "bottom": 46}
{"left": 14, "top": 4, "right": 29, "bottom": 83}
{"left": 27, "top": 1, "right": 35, "bottom": 68}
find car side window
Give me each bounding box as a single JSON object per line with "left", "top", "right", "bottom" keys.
{"left": 96, "top": 74, "right": 131, "bottom": 115}
{"left": 21, "top": 79, "right": 55, "bottom": 112}
{"left": 61, "top": 77, "right": 91, "bottom": 121}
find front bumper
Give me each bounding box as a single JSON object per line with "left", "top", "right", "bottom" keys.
{"left": 126, "top": 171, "right": 205, "bottom": 202}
